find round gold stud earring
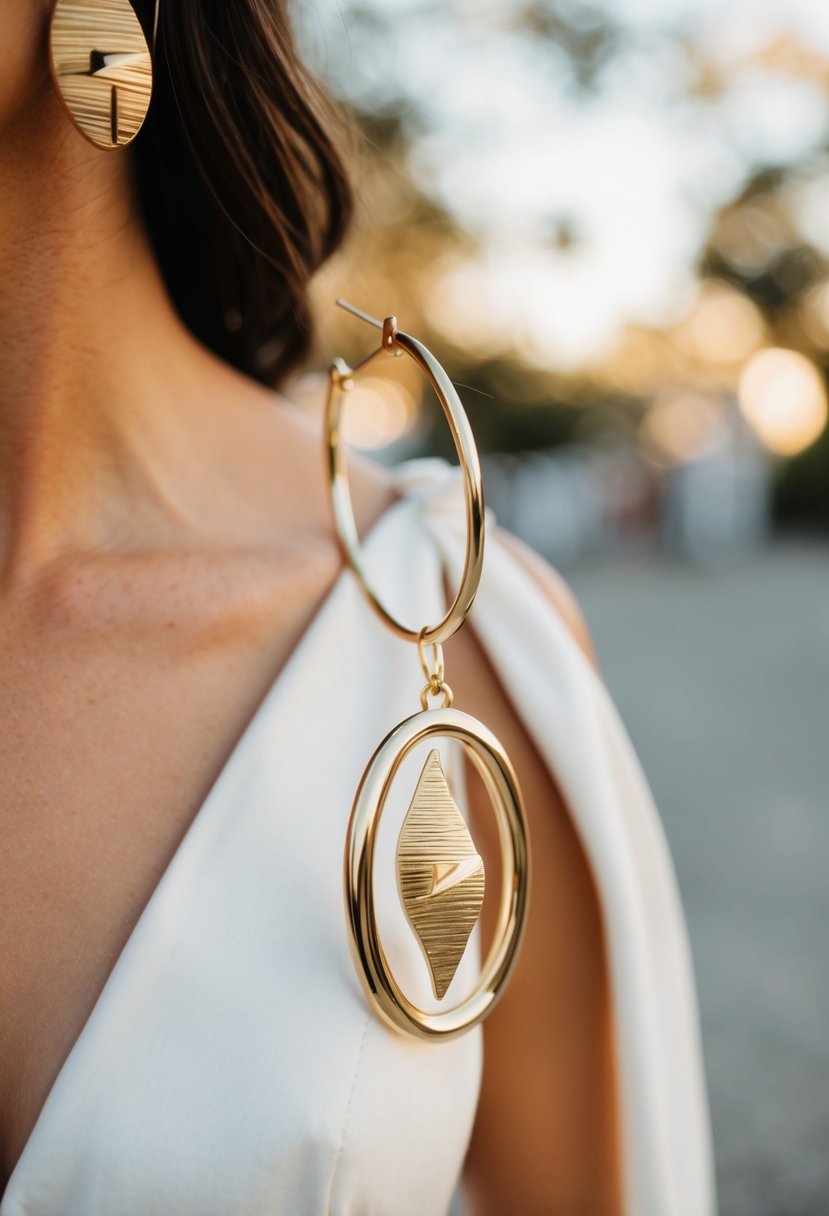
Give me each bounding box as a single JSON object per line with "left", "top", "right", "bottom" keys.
{"left": 325, "top": 300, "right": 531, "bottom": 1041}
{"left": 49, "top": 0, "right": 160, "bottom": 151}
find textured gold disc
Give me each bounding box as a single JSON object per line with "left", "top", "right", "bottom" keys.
{"left": 344, "top": 708, "right": 530, "bottom": 1041}
{"left": 49, "top": 0, "right": 153, "bottom": 150}
{"left": 397, "top": 749, "right": 485, "bottom": 1000}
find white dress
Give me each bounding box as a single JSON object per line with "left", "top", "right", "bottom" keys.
{"left": 1, "top": 457, "right": 716, "bottom": 1216}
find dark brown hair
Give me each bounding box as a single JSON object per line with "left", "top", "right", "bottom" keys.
{"left": 133, "top": 0, "right": 353, "bottom": 385}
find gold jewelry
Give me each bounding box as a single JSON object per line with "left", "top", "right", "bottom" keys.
{"left": 326, "top": 301, "right": 531, "bottom": 1041}
{"left": 49, "top": 0, "right": 159, "bottom": 151}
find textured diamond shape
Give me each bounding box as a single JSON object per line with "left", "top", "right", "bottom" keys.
{"left": 397, "top": 748, "right": 485, "bottom": 999}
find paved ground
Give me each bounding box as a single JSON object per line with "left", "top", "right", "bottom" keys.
{"left": 569, "top": 539, "right": 829, "bottom": 1216}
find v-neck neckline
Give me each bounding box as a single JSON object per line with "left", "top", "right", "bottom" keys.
{"left": 0, "top": 469, "right": 436, "bottom": 1209}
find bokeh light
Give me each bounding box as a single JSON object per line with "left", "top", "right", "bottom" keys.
{"left": 639, "top": 393, "right": 725, "bottom": 466}
{"left": 300, "top": 0, "right": 829, "bottom": 527}
{"left": 738, "top": 347, "right": 828, "bottom": 455}
{"left": 799, "top": 281, "right": 829, "bottom": 349}
{"left": 340, "top": 378, "right": 418, "bottom": 450}
{"left": 680, "top": 280, "right": 766, "bottom": 367}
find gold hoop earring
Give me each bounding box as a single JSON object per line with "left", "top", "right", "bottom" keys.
{"left": 326, "top": 301, "right": 531, "bottom": 1041}
{"left": 49, "top": 0, "right": 160, "bottom": 151}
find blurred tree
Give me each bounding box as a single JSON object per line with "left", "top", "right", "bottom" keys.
{"left": 300, "top": 0, "right": 829, "bottom": 531}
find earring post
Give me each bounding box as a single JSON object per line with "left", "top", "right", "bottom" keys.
{"left": 336, "top": 299, "right": 384, "bottom": 330}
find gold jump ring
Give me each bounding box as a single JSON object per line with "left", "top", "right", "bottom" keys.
{"left": 417, "top": 632, "right": 445, "bottom": 685}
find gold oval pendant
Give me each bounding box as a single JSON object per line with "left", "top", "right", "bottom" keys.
{"left": 49, "top": 0, "right": 153, "bottom": 150}
{"left": 344, "top": 708, "right": 531, "bottom": 1040}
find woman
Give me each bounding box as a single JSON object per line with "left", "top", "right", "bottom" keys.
{"left": 0, "top": 1, "right": 714, "bottom": 1213}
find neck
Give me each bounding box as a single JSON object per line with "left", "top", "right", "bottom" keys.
{"left": 0, "top": 75, "right": 214, "bottom": 581}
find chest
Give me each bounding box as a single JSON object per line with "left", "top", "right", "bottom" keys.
{"left": 0, "top": 547, "right": 339, "bottom": 1189}
{"left": 0, "top": 572, "right": 483, "bottom": 1214}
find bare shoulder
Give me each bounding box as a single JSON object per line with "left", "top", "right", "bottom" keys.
{"left": 46, "top": 368, "right": 401, "bottom": 660}
{"left": 210, "top": 375, "right": 401, "bottom": 643}
{"left": 231, "top": 364, "right": 399, "bottom": 524}
{"left": 174, "top": 347, "right": 400, "bottom": 552}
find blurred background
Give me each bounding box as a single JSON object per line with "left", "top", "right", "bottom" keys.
{"left": 292, "top": 1, "right": 829, "bottom": 1211}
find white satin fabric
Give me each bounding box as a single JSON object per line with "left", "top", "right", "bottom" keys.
{"left": 1, "top": 456, "right": 715, "bottom": 1216}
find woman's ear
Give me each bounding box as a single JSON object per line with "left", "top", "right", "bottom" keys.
{"left": 0, "top": 2, "right": 54, "bottom": 129}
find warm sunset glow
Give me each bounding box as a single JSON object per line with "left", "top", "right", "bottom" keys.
{"left": 799, "top": 281, "right": 829, "bottom": 349}
{"left": 639, "top": 394, "right": 724, "bottom": 466}
{"left": 738, "top": 347, "right": 828, "bottom": 455}
{"left": 341, "top": 378, "right": 417, "bottom": 450}
{"left": 685, "top": 281, "right": 766, "bottom": 365}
